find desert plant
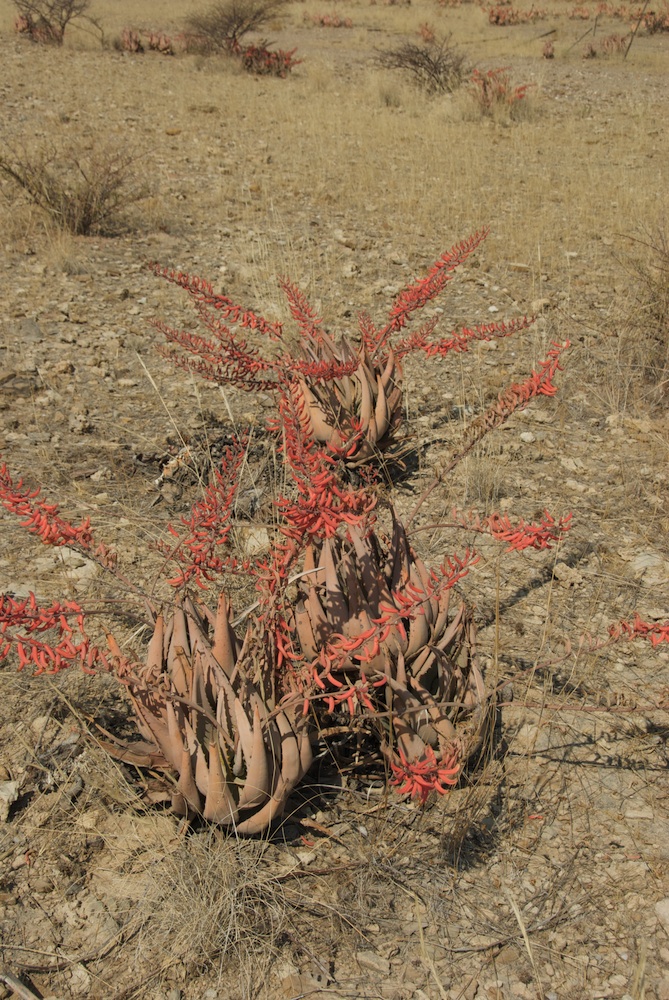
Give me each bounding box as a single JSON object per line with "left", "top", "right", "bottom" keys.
{"left": 289, "top": 516, "right": 488, "bottom": 799}
{"left": 641, "top": 4, "right": 669, "bottom": 31}
{"left": 488, "top": 4, "right": 547, "bottom": 23}
{"left": 116, "top": 29, "right": 175, "bottom": 54}
{"left": 118, "top": 26, "right": 143, "bottom": 52}
{"left": 7, "top": 237, "right": 667, "bottom": 835}
{"left": 12, "top": 0, "right": 98, "bottom": 43}
{"left": 106, "top": 596, "right": 313, "bottom": 834}
{"left": 146, "top": 30, "right": 174, "bottom": 54}
{"left": 0, "top": 365, "right": 571, "bottom": 818}
{"left": 418, "top": 21, "right": 436, "bottom": 42}
{"left": 185, "top": 0, "right": 289, "bottom": 52}
{"left": 0, "top": 143, "right": 148, "bottom": 236}
{"left": 239, "top": 40, "right": 300, "bottom": 76}
{"left": 306, "top": 12, "right": 354, "bottom": 27}
{"left": 183, "top": 0, "right": 298, "bottom": 74}
{"left": 469, "top": 67, "right": 532, "bottom": 117}
{"left": 149, "top": 229, "right": 534, "bottom": 471}
{"left": 378, "top": 35, "right": 469, "bottom": 95}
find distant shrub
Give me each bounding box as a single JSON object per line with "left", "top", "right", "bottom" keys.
{"left": 418, "top": 21, "right": 436, "bottom": 42}
{"left": 640, "top": 3, "right": 669, "bottom": 31}
{"left": 12, "top": 0, "right": 98, "bottom": 43}
{"left": 598, "top": 31, "right": 629, "bottom": 52}
{"left": 146, "top": 31, "right": 174, "bottom": 54}
{"left": 116, "top": 28, "right": 175, "bottom": 54}
{"left": 0, "top": 144, "right": 148, "bottom": 236}
{"left": 378, "top": 35, "right": 469, "bottom": 95}
{"left": 185, "top": 0, "right": 289, "bottom": 52}
{"left": 118, "top": 26, "right": 143, "bottom": 52}
{"left": 183, "top": 0, "right": 297, "bottom": 75}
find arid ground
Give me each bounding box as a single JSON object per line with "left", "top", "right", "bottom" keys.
{"left": 0, "top": 0, "right": 668, "bottom": 997}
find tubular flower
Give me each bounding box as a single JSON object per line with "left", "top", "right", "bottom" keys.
{"left": 0, "top": 592, "right": 107, "bottom": 675}
{"left": 0, "top": 463, "right": 94, "bottom": 550}
{"left": 389, "top": 745, "right": 461, "bottom": 803}
{"left": 608, "top": 614, "right": 669, "bottom": 647}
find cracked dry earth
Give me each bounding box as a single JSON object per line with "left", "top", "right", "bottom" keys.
{"left": 0, "top": 11, "right": 669, "bottom": 1000}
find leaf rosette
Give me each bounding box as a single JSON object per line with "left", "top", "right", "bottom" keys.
{"left": 107, "top": 594, "right": 312, "bottom": 835}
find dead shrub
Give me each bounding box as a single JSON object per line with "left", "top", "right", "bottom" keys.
{"left": 378, "top": 35, "right": 469, "bottom": 95}
{"left": 0, "top": 143, "right": 149, "bottom": 236}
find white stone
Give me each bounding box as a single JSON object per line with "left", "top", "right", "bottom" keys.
{"left": 656, "top": 898, "right": 669, "bottom": 934}
{"left": 356, "top": 951, "right": 390, "bottom": 976}
{"left": 0, "top": 781, "right": 19, "bottom": 822}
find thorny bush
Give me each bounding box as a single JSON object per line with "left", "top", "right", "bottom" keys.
{"left": 378, "top": 35, "right": 469, "bottom": 95}
{"left": 2, "top": 233, "right": 667, "bottom": 835}
{"left": 0, "top": 142, "right": 148, "bottom": 236}
{"left": 185, "top": 0, "right": 289, "bottom": 51}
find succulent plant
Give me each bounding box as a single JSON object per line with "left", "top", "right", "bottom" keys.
{"left": 107, "top": 593, "right": 312, "bottom": 835}
{"left": 150, "top": 228, "right": 533, "bottom": 471}
{"left": 290, "top": 511, "right": 489, "bottom": 801}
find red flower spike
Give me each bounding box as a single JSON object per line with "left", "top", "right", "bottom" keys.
{"left": 160, "top": 437, "right": 248, "bottom": 588}
{"left": 452, "top": 508, "right": 573, "bottom": 552}
{"left": 380, "top": 229, "right": 490, "bottom": 347}
{"left": 451, "top": 342, "right": 570, "bottom": 466}
{"left": 389, "top": 746, "right": 461, "bottom": 804}
{"left": 0, "top": 463, "right": 95, "bottom": 551}
{"left": 0, "top": 593, "right": 107, "bottom": 676}
{"left": 608, "top": 615, "right": 669, "bottom": 646}
{"left": 274, "top": 382, "right": 377, "bottom": 540}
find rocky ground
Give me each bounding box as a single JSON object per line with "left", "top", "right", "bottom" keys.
{"left": 0, "top": 5, "right": 668, "bottom": 999}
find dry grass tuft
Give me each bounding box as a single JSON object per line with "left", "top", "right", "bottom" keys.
{"left": 0, "top": 141, "right": 149, "bottom": 236}
{"left": 120, "top": 833, "right": 287, "bottom": 996}
{"left": 619, "top": 222, "right": 669, "bottom": 400}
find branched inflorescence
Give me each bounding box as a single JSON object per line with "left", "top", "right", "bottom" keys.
{"left": 149, "top": 229, "right": 535, "bottom": 470}
{"left": 159, "top": 436, "right": 249, "bottom": 588}
{"left": 450, "top": 508, "right": 573, "bottom": 552}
